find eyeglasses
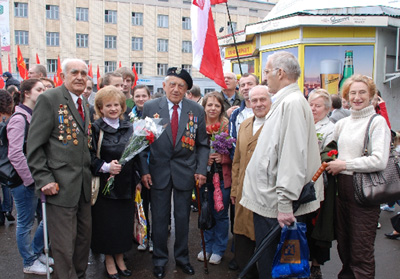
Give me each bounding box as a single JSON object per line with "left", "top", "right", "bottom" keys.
{"left": 263, "top": 68, "right": 280, "bottom": 75}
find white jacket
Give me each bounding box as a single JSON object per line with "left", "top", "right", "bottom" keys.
{"left": 240, "top": 83, "right": 324, "bottom": 218}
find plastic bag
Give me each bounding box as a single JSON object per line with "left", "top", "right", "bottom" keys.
{"left": 213, "top": 173, "right": 224, "bottom": 212}
{"left": 133, "top": 190, "right": 148, "bottom": 246}
{"left": 272, "top": 222, "right": 310, "bottom": 278}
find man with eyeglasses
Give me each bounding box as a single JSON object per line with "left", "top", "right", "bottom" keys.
{"left": 240, "top": 51, "right": 323, "bottom": 279}
{"left": 220, "top": 72, "right": 242, "bottom": 117}
{"left": 139, "top": 67, "right": 209, "bottom": 279}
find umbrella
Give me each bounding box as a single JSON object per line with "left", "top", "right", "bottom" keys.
{"left": 195, "top": 180, "right": 216, "bottom": 274}
{"left": 40, "top": 191, "right": 52, "bottom": 279}
{"left": 239, "top": 162, "right": 328, "bottom": 278}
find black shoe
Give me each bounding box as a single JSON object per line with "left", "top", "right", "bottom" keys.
{"left": 153, "top": 266, "right": 165, "bottom": 279}
{"left": 385, "top": 232, "right": 400, "bottom": 239}
{"left": 117, "top": 266, "right": 132, "bottom": 277}
{"left": 104, "top": 261, "right": 120, "bottom": 279}
{"left": 0, "top": 212, "right": 4, "bottom": 226}
{"left": 228, "top": 258, "right": 239, "bottom": 271}
{"left": 176, "top": 262, "right": 195, "bottom": 275}
{"left": 4, "top": 212, "right": 15, "bottom": 222}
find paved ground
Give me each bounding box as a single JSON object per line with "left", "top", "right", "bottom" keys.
{"left": 1, "top": 202, "right": 400, "bottom": 279}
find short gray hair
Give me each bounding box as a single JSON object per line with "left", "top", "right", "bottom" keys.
{"left": 61, "top": 58, "right": 88, "bottom": 74}
{"left": 268, "top": 51, "right": 301, "bottom": 81}
{"left": 308, "top": 89, "right": 332, "bottom": 110}
{"left": 249, "top": 85, "right": 270, "bottom": 99}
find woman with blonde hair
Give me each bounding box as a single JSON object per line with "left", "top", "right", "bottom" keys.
{"left": 326, "top": 75, "right": 391, "bottom": 278}
{"left": 91, "top": 86, "right": 140, "bottom": 278}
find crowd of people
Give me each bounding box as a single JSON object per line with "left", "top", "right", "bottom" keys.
{"left": 0, "top": 51, "right": 398, "bottom": 279}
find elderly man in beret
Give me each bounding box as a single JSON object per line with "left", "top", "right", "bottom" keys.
{"left": 139, "top": 67, "right": 209, "bottom": 278}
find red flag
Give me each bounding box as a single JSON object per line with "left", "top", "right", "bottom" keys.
{"left": 97, "top": 65, "right": 101, "bottom": 90}
{"left": 17, "top": 46, "right": 28, "bottom": 80}
{"left": 132, "top": 64, "right": 139, "bottom": 88}
{"left": 56, "top": 56, "right": 63, "bottom": 86}
{"left": 119, "top": 61, "right": 122, "bottom": 68}
{"left": 7, "top": 54, "right": 11, "bottom": 73}
{"left": 36, "top": 53, "right": 40, "bottom": 64}
{"left": 53, "top": 74, "right": 57, "bottom": 85}
{"left": 191, "top": 1, "right": 227, "bottom": 88}
{"left": 0, "top": 58, "right": 4, "bottom": 89}
{"left": 88, "top": 63, "right": 93, "bottom": 78}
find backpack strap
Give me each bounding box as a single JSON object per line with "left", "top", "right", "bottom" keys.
{"left": 8, "top": 112, "right": 30, "bottom": 154}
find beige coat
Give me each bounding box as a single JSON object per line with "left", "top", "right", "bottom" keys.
{"left": 241, "top": 83, "right": 323, "bottom": 218}
{"left": 231, "top": 117, "right": 262, "bottom": 241}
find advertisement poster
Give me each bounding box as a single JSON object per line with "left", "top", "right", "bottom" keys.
{"left": 0, "top": 0, "right": 10, "bottom": 51}
{"left": 261, "top": 47, "right": 298, "bottom": 69}
{"left": 304, "top": 45, "right": 374, "bottom": 97}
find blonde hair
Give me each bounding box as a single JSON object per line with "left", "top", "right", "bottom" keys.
{"left": 308, "top": 89, "right": 332, "bottom": 110}
{"left": 94, "top": 86, "right": 127, "bottom": 119}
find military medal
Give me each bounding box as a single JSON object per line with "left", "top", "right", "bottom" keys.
{"left": 153, "top": 113, "right": 160, "bottom": 119}
{"left": 73, "top": 139, "right": 78, "bottom": 145}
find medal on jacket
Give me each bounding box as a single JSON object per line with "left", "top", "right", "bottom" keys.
{"left": 181, "top": 111, "right": 197, "bottom": 151}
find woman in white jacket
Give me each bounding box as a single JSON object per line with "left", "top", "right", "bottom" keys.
{"left": 326, "top": 74, "right": 390, "bottom": 279}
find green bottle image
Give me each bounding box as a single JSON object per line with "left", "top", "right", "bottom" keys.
{"left": 339, "top": 50, "right": 354, "bottom": 92}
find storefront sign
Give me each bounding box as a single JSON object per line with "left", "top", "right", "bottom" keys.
{"left": 225, "top": 43, "right": 255, "bottom": 59}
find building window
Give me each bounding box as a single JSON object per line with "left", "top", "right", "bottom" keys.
{"left": 47, "top": 59, "right": 57, "bottom": 73}
{"left": 157, "top": 15, "right": 168, "bottom": 28}
{"left": 15, "top": 30, "right": 29, "bottom": 45}
{"left": 228, "top": 22, "right": 237, "bottom": 33}
{"left": 205, "top": 88, "right": 215, "bottom": 94}
{"left": 76, "top": 7, "right": 89, "bottom": 21}
{"left": 76, "top": 34, "right": 89, "bottom": 48}
{"left": 249, "top": 8, "right": 258, "bottom": 13}
{"left": 105, "top": 36, "right": 117, "bottom": 49}
{"left": 105, "top": 61, "right": 117, "bottom": 73}
{"left": 182, "top": 64, "right": 192, "bottom": 74}
{"left": 132, "top": 12, "right": 143, "bottom": 26}
{"left": 157, "top": 63, "right": 168, "bottom": 76}
{"left": 157, "top": 39, "right": 168, "bottom": 52}
{"left": 182, "top": 17, "right": 191, "bottom": 30}
{"left": 182, "top": 41, "right": 192, "bottom": 53}
{"left": 183, "top": 0, "right": 191, "bottom": 4}
{"left": 46, "top": 5, "right": 59, "bottom": 20}
{"left": 46, "top": 32, "right": 60, "bottom": 46}
{"left": 131, "top": 37, "right": 143, "bottom": 51}
{"left": 105, "top": 10, "right": 117, "bottom": 24}
{"left": 132, "top": 62, "right": 143, "bottom": 75}
{"left": 14, "top": 3, "right": 28, "bottom": 17}
{"left": 156, "top": 88, "right": 164, "bottom": 94}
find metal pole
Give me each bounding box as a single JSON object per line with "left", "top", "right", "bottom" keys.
{"left": 225, "top": 1, "right": 243, "bottom": 76}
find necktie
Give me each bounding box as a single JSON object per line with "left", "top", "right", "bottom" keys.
{"left": 171, "top": 104, "right": 179, "bottom": 146}
{"left": 77, "top": 98, "right": 85, "bottom": 121}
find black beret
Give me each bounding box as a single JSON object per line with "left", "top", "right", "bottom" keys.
{"left": 166, "top": 67, "right": 193, "bottom": 90}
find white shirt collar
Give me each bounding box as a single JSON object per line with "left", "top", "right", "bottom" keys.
{"left": 167, "top": 98, "right": 182, "bottom": 110}
{"left": 69, "top": 91, "right": 80, "bottom": 108}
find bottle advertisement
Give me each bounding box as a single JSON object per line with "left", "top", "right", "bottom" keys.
{"left": 303, "top": 45, "right": 374, "bottom": 97}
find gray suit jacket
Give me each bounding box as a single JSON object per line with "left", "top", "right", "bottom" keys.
{"left": 329, "top": 108, "right": 350, "bottom": 124}
{"left": 27, "top": 85, "right": 92, "bottom": 207}
{"left": 139, "top": 96, "right": 209, "bottom": 191}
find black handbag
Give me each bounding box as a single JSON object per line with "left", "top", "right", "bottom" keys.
{"left": 198, "top": 186, "right": 216, "bottom": 230}
{"left": 353, "top": 114, "right": 400, "bottom": 205}
{"left": 391, "top": 214, "right": 400, "bottom": 233}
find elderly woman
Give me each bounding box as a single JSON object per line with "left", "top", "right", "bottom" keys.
{"left": 307, "top": 89, "right": 335, "bottom": 279}
{"left": 91, "top": 86, "right": 141, "bottom": 279}
{"left": 308, "top": 89, "right": 335, "bottom": 152}
{"left": 326, "top": 75, "right": 391, "bottom": 279}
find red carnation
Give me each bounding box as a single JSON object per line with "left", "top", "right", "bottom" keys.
{"left": 327, "top": 150, "right": 338, "bottom": 159}
{"left": 145, "top": 130, "right": 155, "bottom": 144}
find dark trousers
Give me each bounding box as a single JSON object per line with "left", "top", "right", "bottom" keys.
{"left": 336, "top": 174, "right": 380, "bottom": 279}
{"left": 234, "top": 233, "right": 258, "bottom": 279}
{"left": 151, "top": 179, "right": 192, "bottom": 267}
{"left": 47, "top": 192, "right": 91, "bottom": 279}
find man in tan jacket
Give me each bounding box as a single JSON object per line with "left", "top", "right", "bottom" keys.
{"left": 231, "top": 85, "right": 271, "bottom": 278}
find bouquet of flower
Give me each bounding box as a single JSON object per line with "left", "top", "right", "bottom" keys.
{"left": 102, "top": 117, "right": 166, "bottom": 195}
{"left": 207, "top": 122, "right": 236, "bottom": 155}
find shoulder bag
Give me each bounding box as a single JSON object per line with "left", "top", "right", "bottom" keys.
{"left": 91, "top": 129, "right": 104, "bottom": 206}
{"left": 353, "top": 114, "right": 400, "bottom": 205}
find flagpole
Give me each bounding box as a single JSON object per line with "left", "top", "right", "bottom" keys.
{"left": 225, "top": 1, "right": 243, "bottom": 76}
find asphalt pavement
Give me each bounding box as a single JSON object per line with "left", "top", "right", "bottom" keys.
{"left": 1, "top": 203, "right": 400, "bottom": 279}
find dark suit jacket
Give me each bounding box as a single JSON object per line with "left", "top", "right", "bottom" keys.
{"left": 27, "top": 84, "right": 92, "bottom": 207}
{"left": 139, "top": 96, "right": 209, "bottom": 191}
{"left": 329, "top": 108, "right": 350, "bottom": 124}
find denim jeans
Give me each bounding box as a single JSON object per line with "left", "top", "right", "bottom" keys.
{"left": 1, "top": 184, "right": 14, "bottom": 212}
{"left": 201, "top": 181, "right": 230, "bottom": 256}
{"left": 10, "top": 184, "right": 44, "bottom": 267}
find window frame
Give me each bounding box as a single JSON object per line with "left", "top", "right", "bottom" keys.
{"left": 105, "top": 10, "right": 117, "bottom": 24}
{"left": 76, "top": 33, "right": 89, "bottom": 48}
{"left": 105, "top": 61, "right": 117, "bottom": 73}
{"left": 14, "top": 2, "right": 28, "bottom": 18}
{"left": 182, "top": 41, "right": 192, "bottom": 53}
{"left": 105, "top": 35, "right": 117, "bottom": 49}
{"left": 157, "top": 63, "right": 168, "bottom": 76}
{"left": 132, "top": 37, "right": 143, "bottom": 51}
{"left": 132, "top": 62, "right": 143, "bottom": 75}
{"left": 157, "top": 39, "right": 168, "bottom": 52}
{"left": 182, "top": 17, "right": 191, "bottom": 30}
{"left": 132, "top": 12, "right": 143, "bottom": 26}
{"left": 46, "top": 32, "right": 60, "bottom": 46}
{"left": 157, "top": 15, "right": 169, "bottom": 28}
{"left": 47, "top": 59, "right": 58, "bottom": 73}
{"left": 15, "top": 30, "right": 29, "bottom": 45}
{"left": 46, "top": 5, "right": 59, "bottom": 20}
{"left": 76, "top": 7, "right": 89, "bottom": 21}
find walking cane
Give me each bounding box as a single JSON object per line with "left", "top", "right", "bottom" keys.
{"left": 40, "top": 191, "right": 52, "bottom": 279}
{"left": 195, "top": 180, "right": 209, "bottom": 274}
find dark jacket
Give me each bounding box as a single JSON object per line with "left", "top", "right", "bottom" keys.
{"left": 219, "top": 91, "right": 242, "bottom": 114}
{"left": 5, "top": 76, "right": 21, "bottom": 90}
{"left": 91, "top": 118, "right": 140, "bottom": 200}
